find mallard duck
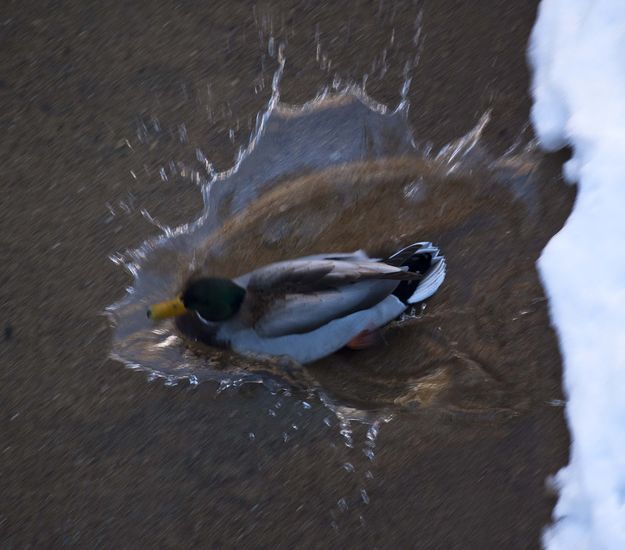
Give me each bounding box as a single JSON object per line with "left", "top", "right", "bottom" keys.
{"left": 148, "top": 242, "right": 445, "bottom": 364}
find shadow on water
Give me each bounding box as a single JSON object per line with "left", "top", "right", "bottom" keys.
{"left": 107, "top": 76, "right": 574, "bottom": 426}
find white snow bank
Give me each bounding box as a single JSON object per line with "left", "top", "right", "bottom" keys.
{"left": 529, "top": 1, "right": 625, "bottom": 548}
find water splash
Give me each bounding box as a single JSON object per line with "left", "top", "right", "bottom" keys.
{"left": 107, "top": 45, "right": 555, "bottom": 433}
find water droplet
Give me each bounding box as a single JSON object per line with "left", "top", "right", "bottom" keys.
{"left": 248, "top": 432, "right": 255, "bottom": 441}
{"left": 339, "top": 420, "right": 354, "bottom": 448}
{"left": 301, "top": 401, "right": 312, "bottom": 410}
{"left": 360, "top": 489, "right": 370, "bottom": 505}
{"left": 337, "top": 497, "right": 348, "bottom": 512}
{"left": 342, "top": 462, "right": 355, "bottom": 473}
{"left": 217, "top": 380, "right": 231, "bottom": 394}
{"left": 366, "top": 422, "right": 380, "bottom": 443}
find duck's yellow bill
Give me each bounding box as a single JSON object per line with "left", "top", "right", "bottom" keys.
{"left": 147, "top": 297, "right": 187, "bottom": 320}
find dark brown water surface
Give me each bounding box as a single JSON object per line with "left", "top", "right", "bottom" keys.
{"left": 1, "top": 1, "right": 574, "bottom": 548}
{"left": 173, "top": 144, "right": 572, "bottom": 416}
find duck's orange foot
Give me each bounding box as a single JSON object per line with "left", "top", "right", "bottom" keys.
{"left": 345, "top": 328, "right": 382, "bottom": 350}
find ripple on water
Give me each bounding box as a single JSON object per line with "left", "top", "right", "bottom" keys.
{"left": 107, "top": 84, "right": 573, "bottom": 423}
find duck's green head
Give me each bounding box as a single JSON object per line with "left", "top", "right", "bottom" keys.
{"left": 147, "top": 277, "right": 246, "bottom": 322}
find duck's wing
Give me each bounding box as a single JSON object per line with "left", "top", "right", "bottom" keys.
{"left": 237, "top": 259, "right": 418, "bottom": 337}
{"left": 252, "top": 279, "right": 400, "bottom": 337}
{"left": 239, "top": 258, "right": 421, "bottom": 293}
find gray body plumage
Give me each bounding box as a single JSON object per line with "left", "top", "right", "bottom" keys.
{"left": 197, "top": 243, "right": 445, "bottom": 364}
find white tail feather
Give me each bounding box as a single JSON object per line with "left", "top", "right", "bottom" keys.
{"left": 408, "top": 254, "right": 446, "bottom": 303}
{"left": 387, "top": 242, "right": 446, "bottom": 303}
